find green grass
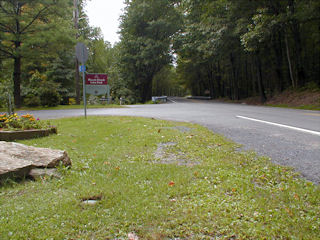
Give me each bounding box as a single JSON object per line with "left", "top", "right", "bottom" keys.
{"left": 0, "top": 116, "right": 319, "bottom": 239}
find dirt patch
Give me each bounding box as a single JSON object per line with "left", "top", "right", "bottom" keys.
{"left": 266, "top": 89, "right": 320, "bottom": 107}
{"left": 161, "top": 126, "right": 192, "bottom": 133}
{"left": 154, "top": 142, "right": 199, "bottom": 166}
{"left": 217, "top": 89, "right": 320, "bottom": 108}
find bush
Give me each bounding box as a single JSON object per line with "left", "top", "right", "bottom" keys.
{"left": 40, "top": 89, "right": 61, "bottom": 107}
{"left": 24, "top": 94, "right": 41, "bottom": 107}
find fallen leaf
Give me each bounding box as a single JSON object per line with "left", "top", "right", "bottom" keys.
{"left": 285, "top": 208, "right": 293, "bottom": 216}
{"left": 158, "top": 129, "right": 161, "bottom": 133}
{"left": 115, "top": 166, "right": 120, "bottom": 171}
{"left": 168, "top": 181, "right": 175, "bottom": 186}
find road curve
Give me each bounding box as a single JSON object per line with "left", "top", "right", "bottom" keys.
{"left": 18, "top": 98, "right": 320, "bottom": 183}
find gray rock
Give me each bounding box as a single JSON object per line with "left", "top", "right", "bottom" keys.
{"left": 0, "top": 141, "right": 71, "bottom": 180}
{"left": 29, "top": 168, "right": 62, "bottom": 180}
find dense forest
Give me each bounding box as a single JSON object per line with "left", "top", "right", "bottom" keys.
{"left": 1, "top": 0, "right": 319, "bottom": 107}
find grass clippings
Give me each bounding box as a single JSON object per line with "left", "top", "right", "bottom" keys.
{"left": 0, "top": 116, "right": 319, "bottom": 239}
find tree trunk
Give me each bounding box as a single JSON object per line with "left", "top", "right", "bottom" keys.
{"left": 256, "top": 53, "right": 267, "bottom": 103}
{"left": 208, "top": 62, "right": 215, "bottom": 99}
{"left": 285, "top": 34, "right": 295, "bottom": 88}
{"left": 273, "top": 32, "right": 284, "bottom": 92}
{"left": 230, "top": 53, "right": 239, "bottom": 100}
{"left": 216, "top": 61, "right": 223, "bottom": 98}
{"left": 250, "top": 56, "right": 257, "bottom": 96}
{"left": 141, "top": 78, "right": 153, "bottom": 103}
{"left": 13, "top": 56, "right": 22, "bottom": 108}
{"left": 292, "top": 23, "right": 306, "bottom": 87}
{"left": 288, "top": 0, "right": 306, "bottom": 87}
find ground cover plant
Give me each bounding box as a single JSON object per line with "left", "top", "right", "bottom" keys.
{"left": 0, "top": 113, "right": 50, "bottom": 131}
{"left": 0, "top": 116, "right": 319, "bottom": 239}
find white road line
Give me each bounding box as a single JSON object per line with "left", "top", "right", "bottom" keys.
{"left": 168, "top": 98, "right": 177, "bottom": 104}
{"left": 236, "top": 115, "right": 320, "bottom": 136}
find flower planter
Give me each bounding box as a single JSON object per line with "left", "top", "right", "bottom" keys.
{"left": 0, "top": 127, "right": 57, "bottom": 141}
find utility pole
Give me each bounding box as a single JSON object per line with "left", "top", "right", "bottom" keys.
{"left": 73, "top": 0, "right": 81, "bottom": 104}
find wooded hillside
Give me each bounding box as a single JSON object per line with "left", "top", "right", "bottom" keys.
{"left": 1, "top": 0, "right": 319, "bottom": 107}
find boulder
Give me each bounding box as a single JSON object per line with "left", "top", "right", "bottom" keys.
{"left": 0, "top": 141, "right": 71, "bottom": 180}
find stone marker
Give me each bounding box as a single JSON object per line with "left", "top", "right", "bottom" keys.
{"left": 0, "top": 141, "right": 71, "bottom": 180}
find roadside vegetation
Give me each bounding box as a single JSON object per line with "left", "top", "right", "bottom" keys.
{"left": 0, "top": 104, "right": 124, "bottom": 113}
{"left": 219, "top": 88, "right": 320, "bottom": 111}
{"left": 1, "top": 116, "right": 319, "bottom": 239}
{"left": 2, "top": 1, "right": 319, "bottom": 109}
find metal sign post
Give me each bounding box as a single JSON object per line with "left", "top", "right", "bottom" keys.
{"left": 75, "top": 42, "right": 89, "bottom": 119}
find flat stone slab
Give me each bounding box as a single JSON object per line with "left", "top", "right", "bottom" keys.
{"left": 0, "top": 141, "right": 71, "bottom": 180}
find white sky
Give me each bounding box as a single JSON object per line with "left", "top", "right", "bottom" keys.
{"left": 85, "top": 0, "right": 125, "bottom": 45}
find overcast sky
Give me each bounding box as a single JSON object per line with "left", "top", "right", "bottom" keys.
{"left": 85, "top": 0, "right": 125, "bottom": 45}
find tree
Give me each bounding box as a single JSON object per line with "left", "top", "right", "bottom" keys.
{"left": 119, "top": 0, "right": 182, "bottom": 102}
{"left": 175, "top": 0, "right": 320, "bottom": 102}
{"left": 0, "top": 0, "right": 73, "bottom": 107}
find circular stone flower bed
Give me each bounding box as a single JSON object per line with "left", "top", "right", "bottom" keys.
{"left": 0, "top": 113, "right": 57, "bottom": 141}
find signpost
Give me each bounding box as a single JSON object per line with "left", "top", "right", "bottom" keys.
{"left": 75, "top": 42, "right": 88, "bottom": 118}
{"left": 85, "top": 74, "right": 108, "bottom": 96}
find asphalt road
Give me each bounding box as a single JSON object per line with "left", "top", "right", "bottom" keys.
{"left": 18, "top": 98, "right": 320, "bottom": 183}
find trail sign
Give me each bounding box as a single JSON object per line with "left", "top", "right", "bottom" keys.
{"left": 79, "top": 65, "right": 86, "bottom": 72}
{"left": 75, "top": 42, "right": 88, "bottom": 63}
{"left": 85, "top": 74, "right": 108, "bottom": 95}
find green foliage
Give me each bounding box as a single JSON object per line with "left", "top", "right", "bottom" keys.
{"left": 0, "top": 0, "right": 74, "bottom": 107}
{"left": 22, "top": 70, "right": 61, "bottom": 107}
{"left": 23, "top": 95, "right": 41, "bottom": 107}
{"left": 39, "top": 89, "right": 61, "bottom": 107}
{"left": 175, "top": 0, "right": 320, "bottom": 100}
{"left": 119, "top": 0, "right": 182, "bottom": 102}
{"left": 152, "top": 66, "right": 186, "bottom": 96}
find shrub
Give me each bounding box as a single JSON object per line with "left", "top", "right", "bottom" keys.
{"left": 40, "top": 89, "right": 61, "bottom": 107}
{"left": 68, "top": 98, "right": 76, "bottom": 105}
{"left": 24, "top": 94, "right": 41, "bottom": 107}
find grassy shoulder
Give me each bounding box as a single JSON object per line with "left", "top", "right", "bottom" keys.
{"left": 0, "top": 116, "right": 319, "bottom": 239}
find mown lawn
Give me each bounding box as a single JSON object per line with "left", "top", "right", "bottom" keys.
{"left": 0, "top": 116, "right": 319, "bottom": 239}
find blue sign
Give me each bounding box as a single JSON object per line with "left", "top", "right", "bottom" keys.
{"left": 79, "top": 65, "right": 86, "bottom": 72}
